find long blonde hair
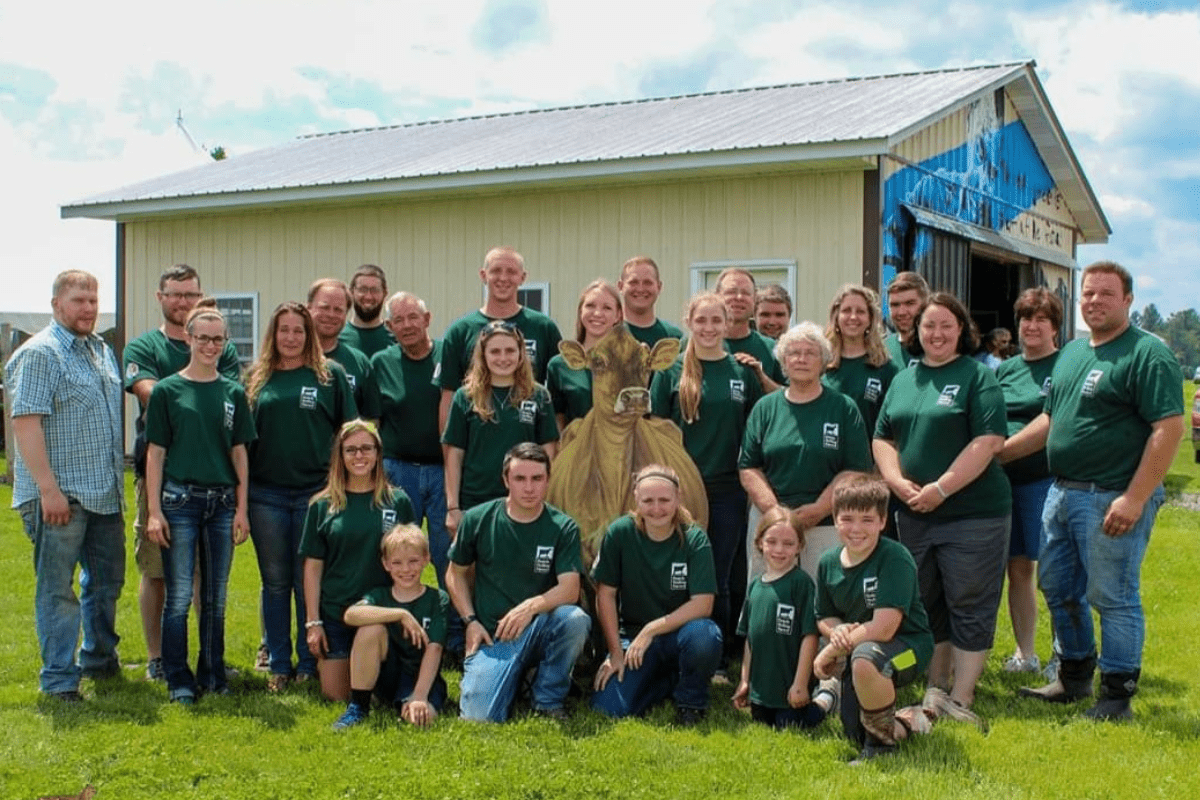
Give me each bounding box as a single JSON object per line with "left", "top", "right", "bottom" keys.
{"left": 246, "top": 302, "right": 330, "bottom": 405}
{"left": 825, "top": 284, "right": 889, "bottom": 369}
{"left": 464, "top": 321, "right": 537, "bottom": 422}
{"left": 310, "top": 419, "right": 391, "bottom": 514}
{"left": 628, "top": 464, "right": 694, "bottom": 544}
{"left": 678, "top": 292, "right": 727, "bottom": 424}
{"left": 574, "top": 280, "right": 623, "bottom": 344}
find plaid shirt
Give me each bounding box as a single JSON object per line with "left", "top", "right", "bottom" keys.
{"left": 5, "top": 320, "right": 124, "bottom": 514}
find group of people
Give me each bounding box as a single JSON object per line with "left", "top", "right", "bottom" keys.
{"left": 5, "top": 248, "right": 1182, "bottom": 762}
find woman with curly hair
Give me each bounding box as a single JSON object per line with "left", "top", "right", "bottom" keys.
{"left": 823, "top": 284, "right": 899, "bottom": 438}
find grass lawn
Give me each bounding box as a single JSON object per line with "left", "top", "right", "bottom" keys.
{"left": 2, "top": 399, "right": 1199, "bottom": 799}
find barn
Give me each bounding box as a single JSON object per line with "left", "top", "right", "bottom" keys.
{"left": 62, "top": 60, "right": 1107, "bottom": 371}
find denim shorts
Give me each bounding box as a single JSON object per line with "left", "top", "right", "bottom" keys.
{"left": 322, "top": 615, "right": 356, "bottom": 660}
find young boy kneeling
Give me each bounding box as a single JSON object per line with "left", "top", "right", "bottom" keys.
{"left": 334, "top": 524, "right": 449, "bottom": 729}
{"left": 813, "top": 475, "right": 934, "bottom": 761}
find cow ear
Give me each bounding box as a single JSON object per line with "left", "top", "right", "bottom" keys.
{"left": 559, "top": 340, "right": 588, "bottom": 370}
{"left": 648, "top": 338, "right": 680, "bottom": 370}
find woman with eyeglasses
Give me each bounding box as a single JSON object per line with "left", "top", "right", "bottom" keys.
{"left": 300, "top": 419, "right": 414, "bottom": 701}
{"left": 144, "top": 305, "right": 256, "bottom": 704}
{"left": 246, "top": 302, "right": 358, "bottom": 692}
{"left": 442, "top": 321, "right": 558, "bottom": 538}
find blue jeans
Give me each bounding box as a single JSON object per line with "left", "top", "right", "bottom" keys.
{"left": 705, "top": 485, "right": 747, "bottom": 647}
{"left": 19, "top": 499, "right": 125, "bottom": 694}
{"left": 1039, "top": 482, "right": 1164, "bottom": 674}
{"left": 591, "top": 618, "right": 722, "bottom": 717}
{"left": 159, "top": 481, "right": 236, "bottom": 700}
{"left": 459, "top": 605, "right": 591, "bottom": 722}
{"left": 384, "top": 458, "right": 462, "bottom": 652}
{"left": 249, "top": 482, "right": 321, "bottom": 677}
{"left": 1011, "top": 477, "right": 1054, "bottom": 560}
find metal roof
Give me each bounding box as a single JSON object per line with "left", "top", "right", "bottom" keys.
{"left": 61, "top": 61, "right": 1108, "bottom": 241}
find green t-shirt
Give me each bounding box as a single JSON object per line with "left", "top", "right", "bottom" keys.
{"left": 649, "top": 354, "right": 763, "bottom": 491}
{"left": 338, "top": 323, "right": 394, "bottom": 359}
{"left": 371, "top": 340, "right": 444, "bottom": 464}
{"left": 299, "top": 489, "right": 415, "bottom": 623}
{"left": 437, "top": 308, "right": 563, "bottom": 389}
{"left": 592, "top": 516, "right": 716, "bottom": 638}
{"left": 739, "top": 388, "right": 872, "bottom": 511}
{"left": 145, "top": 374, "right": 256, "bottom": 487}
{"left": 546, "top": 354, "right": 592, "bottom": 425}
{"left": 123, "top": 328, "right": 243, "bottom": 409}
{"left": 248, "top": 364, "right": 358, "bottom": 488}
{"left": 357, "top": 585, "right": 449, "bottom": 676}
{"left": 725, "top": 330, "right": 786, "bottom": 386}
{"left": 447, "top": 499, "right": 584, "bottom": 636}
{"left": 735, "top": 567, "right": 819, "bottom": 709}
{"left": 441, "top": 385, "right": 558, "bottom": 509}
{"left": 884, "top": 332, "right": 919, "bottom": 371}
{"left": 822, "top": 354, "right": 899, "bottom": 442}
{"left": 324, "top": 341, "right": 380, "bottom": 420}
{"left": 816, "top": 538, "right": 933, "bottom": 672}
{"left": 996, "top": 351, "right": 1060, "bottom": 486}
{"left": 627, "top": 318, "right": 684, "bottom": 348}
{"left": 1046, "top": 326, "right": 1184, "bottom": 488}
{"left": 875, "top": 356, "right": 1011, "bottom": 520}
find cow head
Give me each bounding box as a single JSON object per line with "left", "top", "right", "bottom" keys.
{"left": 559, "top": 325, "right": 679, "bottom": 420}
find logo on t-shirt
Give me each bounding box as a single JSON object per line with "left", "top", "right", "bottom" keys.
{"left": 1082, "top": 369, "right": 1104, "bottom": 398}
{"left": 525, "top": 339, "right": 538, "bottom": 364}
{"left": 433, "top": 363, "right": 442, "bottom": 382}
{"left": 223, "top": 401, "right": 235, "bottom": 430}
{"left": 519, "top": 399, "right": 538, "bottom": 424}
{"left": 1040, "top": 376, "right": 1052, "bottom": 396}
{"left": 729, "top": 379, "right": 745, "bottom": 404}
{"left": 775, "top": 603, "right": 795, "bottom": 635}
{"left": 863, "top": 576, "right": 878, "bottom": 608}
{"left": 822, "top": 422, "right": 840, "bottom": 449}
{"left": 421, "top": 616, "right": 432, "bottom": 631}
{"left": 864, "top": 377, "right": 882, "bottom": 403}
{"left": 908, "top": 357, "right": 920, "bottom": 369}
{"left": 381, "top": 509, "right": 396, "bottom": 533}
{"left": 300, "top": 386, "right": 319, "bottom": 410}
{"left": 670, "top": 562, "right": 689, "bottom": 591}
{"left": 535, "top": 545, "right": 554, "bottom": 574}
{"left": 345, "top": 374, "right": 357, "bottom": 390}
{"left": 936, "top": 385, "right": 961, "bottom": 407}
{"left": 125, "top": 362, "right": 139, "bottom": 379}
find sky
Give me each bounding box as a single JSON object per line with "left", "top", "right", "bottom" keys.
{"left": 1, "top": 0, "right": 1198, "bottom": 317}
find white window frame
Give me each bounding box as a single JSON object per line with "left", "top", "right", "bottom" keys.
{"left": 211, "top": 291, "right": 259, "bottom": 367}
{"left": 483, "top": 281, "right": 551, "bottom": 315}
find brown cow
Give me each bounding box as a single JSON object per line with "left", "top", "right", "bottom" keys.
{"left": 547, "top": 324, "right": 708, "bottom": 561}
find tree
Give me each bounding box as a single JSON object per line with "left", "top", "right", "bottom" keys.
{"left": 1139, "top": 303, "right": 1164, "bottom": 332}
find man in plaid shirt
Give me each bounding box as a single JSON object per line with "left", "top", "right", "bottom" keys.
{"left": 6, "top": 270, "right": 126, "bottom": 701}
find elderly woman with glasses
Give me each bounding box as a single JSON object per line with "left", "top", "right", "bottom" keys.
{"left": 739, "top": 322, "right": 873, "bottom": 581}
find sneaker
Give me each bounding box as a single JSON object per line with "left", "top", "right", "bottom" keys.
{"left": 674, "top": 706, "right": 706, "bottom": 727}
{"left": 47, "top": 690, "right": 84, "bottom": 703}
{"left": 534, "top": 706, "right": 569, "bottom": 722}
{"left": 293, "top": 672, "right": 316, "bottom": 686}
{"left": 171, "top": 694, "right": 196, "bottom": 706}
{"left": 922, "top": 687, "right": 988, "bottom": 735}
{"left": 1003, "top": 653, "right": 1041, "bottom": 673}
{"left": 145, "top": 657, "right": 166, "bottom": 682}
{"left": 332, "top": 703, "right": 369, "bottom": 730}
{"left": 896, "top": 704, "right": 933, "bottom": 735}
{"left": 814, "top": 678, "right": 841, "bottom": 716}
{"left": 254, "top": 644, "right": 270, "bottom": 672}
{"left": 266, "top": 674, "right": 290, "bottom": 693}
{"left": 1042, "top": 654, "right": 1061, "bottom": 682}
{"left": 850, "top": 740, "right": 896, "bottom": 765}
{"left": 710, "top": 669, "right": 732, "bottom": 686}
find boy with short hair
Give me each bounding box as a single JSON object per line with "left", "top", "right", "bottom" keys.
{"left": 333, "top": 524, "right": 449, "bottom": 729}
{"left": 813, "top": 474, "right": 935, "bottom": 761}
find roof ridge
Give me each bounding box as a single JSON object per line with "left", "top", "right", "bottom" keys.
{"left": 299, "top": 60, "right": 1032, "bottom": 141}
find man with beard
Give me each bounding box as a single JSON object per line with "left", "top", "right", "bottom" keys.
{"left": 338, "top": 264, "right": 394, "bottom": 358}
{"left": 308, "top": 278, "right": 380, "bottom": 419}
{"left": 715, "top": 268, "right": 784, "bottom": 394}
{"left": 122, "top": 264, "right": 242, "bottom": 681}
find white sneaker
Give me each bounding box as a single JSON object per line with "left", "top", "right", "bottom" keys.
{"left": 1003, "top": 653, "right": 1041, "bottom": 673}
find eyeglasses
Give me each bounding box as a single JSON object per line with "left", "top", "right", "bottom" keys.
{"left": 192, "top": 334, "right": 227, "bottom": 346}
{"left": 352, "top": 285, "right": 384, "bottom": 296}
{"left": 343, "top": 444, "right": 377, "bottom": 456}
{"left": 163, "top": 292, "right": 204, "bottom": 302}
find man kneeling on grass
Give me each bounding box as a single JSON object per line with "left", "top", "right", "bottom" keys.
{"left": 813, "top": 474, "right": 937, "bottom": 763}
{"left": 446, "top": 442, "right": 591, "bottom": 722}
{"left": 333, "top": 525, "right": 449, "bottom": 729}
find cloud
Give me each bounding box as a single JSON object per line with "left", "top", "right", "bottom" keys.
{"left": 472, "top": 0, "right": 551, "bottom": 54}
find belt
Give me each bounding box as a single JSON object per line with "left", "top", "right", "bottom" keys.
{"left": 1054, "top": 478, "right": 1123, "bottom": 493}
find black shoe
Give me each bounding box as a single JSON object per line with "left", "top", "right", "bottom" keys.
{"left": 674, "top": 707, "right": 706, "bottom": 727}
{"left": 47, "top": 690, "right": 84, "bottom": 703}
{"left": 1084, "top": 670, "right": 1138, "bottom": 721}
{"left": 1019, "top": 654, "right": 1095, "bottom": 704}
{"left": 850, "top": 740, "right": 897, "bottom": 765}
{"left": 534, "top": 706, "right": 569, "bottom": 722}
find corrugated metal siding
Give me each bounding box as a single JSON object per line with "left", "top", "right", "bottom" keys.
{"left": 74, "top": 64, "right": 1025, "bottom": 208}
{"left": 122, "top": 170, "right": 864, "bottom": 356}
{"left": 913, "top": 226, "right": 971, "bottom": 299}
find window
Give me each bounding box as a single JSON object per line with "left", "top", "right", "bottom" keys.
{"left": 483, "top": 282, "right": 550, "bottom": 314}
{"left": 212, "top": 293, "right": 258, "bottom": 368}
{"left": 689, "top": 259, "right": 797, "bottom": 323}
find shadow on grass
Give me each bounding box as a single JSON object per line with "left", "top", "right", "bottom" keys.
{"left": 38, "top": 676, "right": 164, "bottom": 729}
{"left": 1164, "top": 472, "right": 1195, "bottom": 499}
